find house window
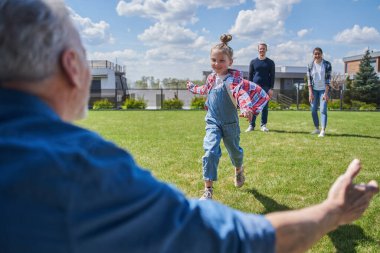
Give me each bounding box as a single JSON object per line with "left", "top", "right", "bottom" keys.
{"left": 91, "top": 79, "right": 101, "bottom": 91}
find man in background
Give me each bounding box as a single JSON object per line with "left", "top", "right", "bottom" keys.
{"left": 246, "top": 43, "right": 275, "bottom": 132}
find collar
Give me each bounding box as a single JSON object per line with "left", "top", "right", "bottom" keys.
{"left": 0, "top": 88, "right": 60, "bottom": 121}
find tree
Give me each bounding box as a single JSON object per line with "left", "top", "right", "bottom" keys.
{"left": 135, "top": 76, "right": 148, "bottom": 89}
{"left": 135, "top": 76, "right": 160, "bottom": 89}
{"left": 149, "top": 77, "right": 160, "bottom": 89}
{"left": 161, "top": 78, "right": 187, "bottom": 89}
{"left": 352, "top": 49, "right": 380, "bottom": 105}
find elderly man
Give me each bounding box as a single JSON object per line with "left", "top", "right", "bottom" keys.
{"left": 0, "top": 0, "right": 378, "bottom": 253}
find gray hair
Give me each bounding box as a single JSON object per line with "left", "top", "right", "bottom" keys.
{"left": 0, "top": 0, "right": 74, "bottom": 83}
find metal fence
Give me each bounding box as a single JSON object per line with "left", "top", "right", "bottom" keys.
{"left": 89, "top": 87, "right": 374, "bottom": 110}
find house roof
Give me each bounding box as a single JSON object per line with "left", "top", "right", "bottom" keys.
{"left": 343, "top": 51, "right": 380, "bottom": 62}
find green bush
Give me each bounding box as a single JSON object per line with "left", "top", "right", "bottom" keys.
{"left": 190, "top": 96, "right": 206, "bottom": 109}
{"left": 298, "top": 103, "right": 310, "bottom": 110}
{"left": 268, "top": 101, "right": 282, "bottom": 110}
{"left": 289, "top": 103, "right": 310, "bottom": 110}
{"left": 92, "top": 99, "right": 114, "bottom": 110}
{"left": 163, "top": 98, "right": 184, "bottom": 110}
{"left": 123, "top": 98, "right": 147, "bottom": 109}
{"left": 359, "top": 103, "right": 377, "bottom": 111}
{"left": 328, "top": 100, "right": 341, "bottom": 110}
{"left": 337, "top": 103, "right": 352, "bottom": 110}
{"left": 350, "top": 100, "right": 366, "bottom": 110}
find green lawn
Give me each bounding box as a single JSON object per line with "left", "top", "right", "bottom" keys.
{"left": 77, "top": 110, "right": 380, "bottom": 253}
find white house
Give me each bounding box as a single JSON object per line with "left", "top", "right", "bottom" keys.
{"left": 89, "top": 60, "right": 128, "bottom": 107}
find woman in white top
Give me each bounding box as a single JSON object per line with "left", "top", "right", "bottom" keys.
{"left": 307, "top": 47, "right": 332, "bottom": 137}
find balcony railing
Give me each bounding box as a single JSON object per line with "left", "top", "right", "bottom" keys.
{"left": 88, "top": 60, "right": 126, "bottom": 74}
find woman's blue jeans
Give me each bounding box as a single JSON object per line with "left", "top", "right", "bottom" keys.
{"left": 310, "top": 89, "right": 328, "bottom": 129}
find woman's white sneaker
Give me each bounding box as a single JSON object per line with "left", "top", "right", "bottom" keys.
{"left": 311, "top": 129, "right": 320, "bottom": 134}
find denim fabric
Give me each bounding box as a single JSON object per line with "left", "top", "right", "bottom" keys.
{"left": 310, "top": 89, "right": 328, "bottom": 129}
{"left": 203, "top": 84, "right": 243, "bottom": 181}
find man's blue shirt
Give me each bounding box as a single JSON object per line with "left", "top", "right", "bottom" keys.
{"left": 248, "top": 58, "right": 275, "bottom": 90}
{"left": 0, "top": 88, "right": 275, "bottom": 253}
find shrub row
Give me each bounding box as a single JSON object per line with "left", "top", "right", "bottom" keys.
{"left": 92, "top": 98, "right": 377, "bottom": 111}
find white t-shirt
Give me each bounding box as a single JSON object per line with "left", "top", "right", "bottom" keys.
{"left": 213, "top": 74, "right": 226, "bottom": 89}
{"left": 311, "top": 61, "right": 326, "bottom": 91}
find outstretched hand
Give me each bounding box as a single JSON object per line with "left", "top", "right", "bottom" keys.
{"left": 327, "top": 159, "right": 378, "bottom": 226}
{"left": 239, "top": 111, "right": 253, "bottom": 122}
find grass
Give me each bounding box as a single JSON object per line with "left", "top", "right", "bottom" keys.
{"left": 77, "top": 110, "right": 380, "bottom": 253}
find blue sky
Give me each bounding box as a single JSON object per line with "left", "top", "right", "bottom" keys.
{"left": 65, "top": 0, "right": 380, "bottom": 83}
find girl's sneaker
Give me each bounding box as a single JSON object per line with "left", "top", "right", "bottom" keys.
{"left": 200, "top": 187, "right": 213, "bottom": 200}
{"left": 234, "top": 168, "right": 245, "bottom": 188}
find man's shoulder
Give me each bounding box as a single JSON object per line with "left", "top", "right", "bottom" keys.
{"left": 266, "top": 57, "right": 275, "bottom": 64}
{"left": 251, "top": 57, "right": 260, "bottom": 63}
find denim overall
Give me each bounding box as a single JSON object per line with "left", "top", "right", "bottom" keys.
{"left": 202, "top": 80, "right": 243, "bottom": 181}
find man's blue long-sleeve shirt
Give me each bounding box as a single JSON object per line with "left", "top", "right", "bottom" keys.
{"left": 0, "top": 88, "right": 275, "bottom": 253}
{"left": 248, "top": 58, "right": 275, "bottom": 90}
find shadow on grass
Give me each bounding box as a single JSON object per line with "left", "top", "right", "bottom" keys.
{"left": 269, "top": 129, "right": 380, "bottom": 140}
{"left": 328, "top": 225, "right": 379, "bottom": 253}
{"left": 246, "top": 188, "right": 290, "bottom": 214}
{"left": 247, "top": 188, "right": 378, "bottom": 252}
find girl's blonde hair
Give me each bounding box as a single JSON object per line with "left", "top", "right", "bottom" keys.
{"left": 211, "top": 34, "right": 233, "bottom": 60}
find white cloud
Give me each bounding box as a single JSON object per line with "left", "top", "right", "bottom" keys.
{"left": 297, "top": 29, "right": 310, "bottom": 38}
{"left": 192, "top": 36, "right": 209, "bottom": 49}
{"left": 116, "top": 0, "right": 198, "bottom": 25}
{"left": 87, "top": 45, "right": 208, "bottom": 82}
{"left": 69, "top": 8, "right": 114, "bottom": 46}
{"left": 116, "top": 0, "right": 248, "bottom": 26}
{"left": 345, "top": 48, "right": 372, "bottom": 57}
{"left": 334, "top": 25, "right": 380, "bottom": 44}
{"left": 131, "top": 45, "right": 207, "bottom": 81}
{"left": 145, "top": 46, "right": 195, "bottom": 62}
{"left": 115, "top": 0, "right": 243, "bottom": 69}
{"left": 268, "top": 41, "right": 311, "bottom": 65}
{"left": 234, "top": 40, "right": 352, "bottom": 74}
{"left": 235, "top": 40, "right": 311, "bottom": 66}
{"left": 191, "top": 0, "right": 246, "bottom": 9}
{"left": 136, "top": 22, "right": 210, "bottom": 54}
{"left": 229, "top": 0, "right": 301, "bottom": 40}
{"left": 331, "top": 58, "right": 344, "bottom": 73}
{"left": 138, "top": 23, "right": 198, "bottom": 45}
{"left": 88, "top": 49, "right": 140, "bottom": 62}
